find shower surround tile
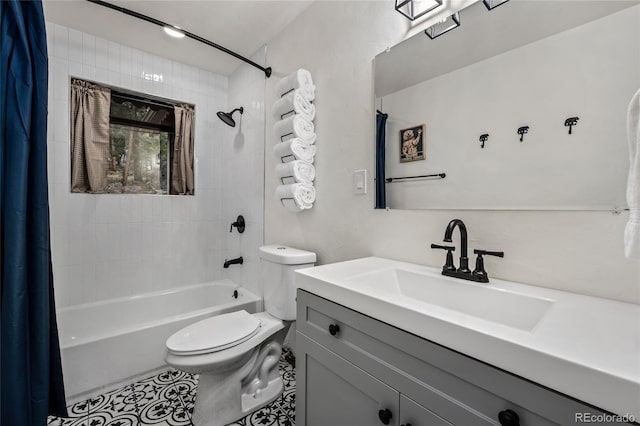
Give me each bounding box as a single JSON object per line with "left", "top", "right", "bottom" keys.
{"left": 48, "top": 351, "right": 296, "bottom": 426}
{"left": 45, "top": 21, "right": 238, "bottom": 308}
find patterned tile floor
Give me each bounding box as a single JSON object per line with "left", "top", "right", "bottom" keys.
{"left": 47, "top": 350, "right": 296, "bottom": 426}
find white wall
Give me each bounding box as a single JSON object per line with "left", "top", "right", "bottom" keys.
{"left": 384, "top": 7, "right": 636, "bottom": 210}
{"left": 224, "top": 47, "right": 267, "bottom": 299}
{"left": 264, "top": 2, "right": 640, "bottom": 304}
{"left": 46, "top": 22, "right": 233, "bottom": 307}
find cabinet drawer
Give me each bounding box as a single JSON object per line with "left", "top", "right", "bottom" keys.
{"left": 297, "top": 289, "right": 614, "bottom": 426}
{"left": 297, "top": 332, "right": 400, "bottom": 426}
{"left": 400, "top": 395, "right": 452, "bottom": 426}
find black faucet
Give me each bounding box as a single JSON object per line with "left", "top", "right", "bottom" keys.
{"left": 443, "top": 219, "right": 470, "bottom": 274}
{"left": 431, "top": 219, "right": 503, "bottom": 283}
{"left": 223, "top": 256, "right": 243, "bottom": 268}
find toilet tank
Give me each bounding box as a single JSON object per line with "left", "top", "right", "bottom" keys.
{"left": 259, "top": 245, "right": 316, "bottom": 321}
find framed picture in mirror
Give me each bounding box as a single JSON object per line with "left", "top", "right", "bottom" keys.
{"left": 400, "top": 124, "right": 425, "bottom": 163}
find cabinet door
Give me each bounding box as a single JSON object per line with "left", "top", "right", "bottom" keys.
{"left": 297, "top": 290, "right": 608, "bottom": 426}
{"left": 297, "top": 332, "right": 400, "bottom": 426}
{"left": 400, "top": 395, "right": 453, "bottom": 426}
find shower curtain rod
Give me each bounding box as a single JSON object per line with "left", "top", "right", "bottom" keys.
{"left": 86, "top": 0, "right": 272, "bottom": 78}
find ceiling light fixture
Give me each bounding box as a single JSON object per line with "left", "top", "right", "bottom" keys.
{"left": 395, "top": 0, "right": 442, "bottom": 21}
{"left": 163, "top": 26, "right": 185, "bottom": 39}
{"left": 483, "top": 0, "right": 510, "bottom": 11}
{"left": 425, "top": 12, "right": 460, "bottom": 39}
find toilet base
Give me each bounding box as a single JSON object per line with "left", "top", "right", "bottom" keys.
{"left": 240, "top": 376, "right": 284, "bottom": 417}
{"left": 192, "top": 341, "right": 284, "bottom": 426}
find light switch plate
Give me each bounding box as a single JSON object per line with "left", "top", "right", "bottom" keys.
{"left": 353, "top": 169, "right": 367, "bottom": 195}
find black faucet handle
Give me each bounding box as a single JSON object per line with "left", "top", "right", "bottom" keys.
{"left": 431, "top": 244, "right": 455, "bottom": 252}
{"left": 431, "top": 244, "right": 456, "bottom": 272}
{"left": 472, "top": 249, "right": 503, "bottom": 283}
{"left": 229, "top": 215, "right": 245, "bottom": 233}
{"left": 474, "top": 249, "right": 504, "bottom": 258}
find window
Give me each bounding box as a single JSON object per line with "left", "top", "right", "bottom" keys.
{"left": 70, "top": 79, "right": 195, "bottom": 195}
{"left": 108, "top": 92, "right": 174, "bottom": 194}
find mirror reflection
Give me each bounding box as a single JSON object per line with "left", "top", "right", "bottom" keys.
{"left": 375, "top": 0, "right": 639, "bottom": 211}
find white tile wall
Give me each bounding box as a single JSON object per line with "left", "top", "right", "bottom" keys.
{"left": 46, "top": 22, "right": 248, "bottom": 308}
{"left": 224, "top": 47, "right": 267, "bottom": 299}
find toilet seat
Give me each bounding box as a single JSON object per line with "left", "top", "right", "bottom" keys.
{"left": 167, "top": 310, "right": 262, "bottom": 356}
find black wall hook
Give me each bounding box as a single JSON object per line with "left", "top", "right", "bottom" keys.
{"left": 565, "top": 117, "right": 579, "bottom": 134}
{"left": 517, "top": 126, "right": 529, "bottom": 142}
{"left": 479, "top": 134, "right": 489, "bottom": 149}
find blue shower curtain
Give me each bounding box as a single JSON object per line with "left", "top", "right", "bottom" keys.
{"left": 1, "top": 0, "right": 68, "bottom": 424}
{"left": 375, "top": 111, "right": 388, "bottom": 209}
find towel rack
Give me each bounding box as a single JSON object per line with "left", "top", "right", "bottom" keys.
{"left": 274, "top": 69, "right": 316, "bottom": 212}
{"left": 281, "top": 88, "right": 295, "bottom": 98}
{"left": 280, "top": 111, "right": 295, "bottom": 120}
{"left": 280, "top": 176, "right": 296, "bottom": 184}
{"left": 385, "top": 173, "right": 446, "bottom": 183}
{"left": 611, "top": 207, "right": 631, "bottom": 215}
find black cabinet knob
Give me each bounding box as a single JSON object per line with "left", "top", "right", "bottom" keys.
{"left": 328, "top": 324, "right": 340, "bottom": 336}
{"left": 378, "top": 408, "right": 392, "bottom": 425}
{"left": 498, "top": 409, "right": 520, "bottom": 426}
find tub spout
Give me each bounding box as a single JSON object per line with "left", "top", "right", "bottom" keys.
{"left": 224, "top": 256, "right": 244, "bottom": 268}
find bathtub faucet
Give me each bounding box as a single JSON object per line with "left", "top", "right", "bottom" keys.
{"left": 224, "top": 256, "right": 244, "bottom": 268}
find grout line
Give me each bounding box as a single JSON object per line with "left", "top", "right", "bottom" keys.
{"left": 128, "top": 383, "right": 144, "bottom": 426}
{"left": 168, "top": 369, "right": 195, "bottom": 426}
{"left": 74, "top": 398, "right": 91, "bottom": 425}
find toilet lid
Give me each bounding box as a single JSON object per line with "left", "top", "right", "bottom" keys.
{"left": 166, "top": 310, "right": 261, "bottom": 355}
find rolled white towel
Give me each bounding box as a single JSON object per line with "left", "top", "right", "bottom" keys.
{"left": 273, "top": 115, "right": 316, "bottom": 144}
{"left": 273, "top": 138, "right": 316, "bottom": 163}
{"left": 276, "top": 69, "right": 315, "bottom": 101}
{"left": 276, "top": 183, "right": 315, "bottom": 212}
{"left": 276, "top": 160, "right": 316, "bottom": 184}
{"left": 626, "top": 210, "right": 640, "bottom": 259}
{"left": 625, "top": 88, "right": 640, "bottom": 259}
{"left": 273, "top": 90, "right": 316, "bottom": 122}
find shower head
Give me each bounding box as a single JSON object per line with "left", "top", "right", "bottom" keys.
{"left": 217, "top": 107, "right": 244, "bottom": 127}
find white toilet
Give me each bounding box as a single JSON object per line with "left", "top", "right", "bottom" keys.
{"left": 164, "top": 245, "right": 316, "bottom": 426}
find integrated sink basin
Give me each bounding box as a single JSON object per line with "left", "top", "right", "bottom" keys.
{"left": 294, "top": 256, "right": 640, "bottom": 420}
{"left": 342, "top": 268, "right": 554, "bottom": 331}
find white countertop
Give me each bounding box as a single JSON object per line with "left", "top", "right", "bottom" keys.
{"left": 295, "top": 257, "right": 640, "bottom": 419}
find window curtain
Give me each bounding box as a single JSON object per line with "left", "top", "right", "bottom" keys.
{"left": 1, "top": 0, "right": 68, "bottom": 424}
{"left": 171, "top": 104, "right": 195, "bottom": 195}
{"left": 70, "top": 79, "right": 111, "bottom": 192}
{"left": 375, "top": 110, "right": 388, "bottom": 209}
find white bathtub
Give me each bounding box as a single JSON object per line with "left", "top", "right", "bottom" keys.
{"left": 57, "top": 280, "right": 261, "bottom": 402}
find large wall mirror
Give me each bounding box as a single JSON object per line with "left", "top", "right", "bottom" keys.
{"left": 374, "top": 0, "right": 639, "bottom": 211}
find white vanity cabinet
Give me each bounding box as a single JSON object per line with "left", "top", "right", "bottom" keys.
{"left": 295, "top": 290, "right": 631, "bottom": 426}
